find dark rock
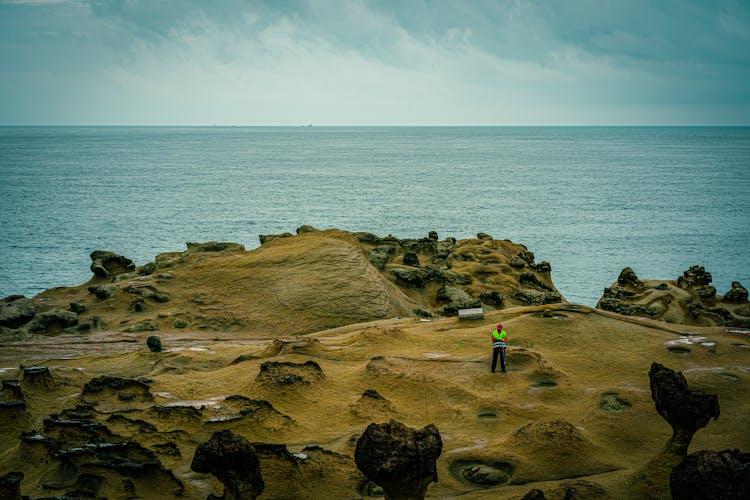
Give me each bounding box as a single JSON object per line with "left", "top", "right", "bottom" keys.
{"left": 521, "top": 488, "right": 545, "bottom": 500}
{"left": 0, "top": 471, "right": 23, "bottom": 500}
{"left": 82, "top": 376, "right": 153, "bottom": 402}
{"left": 509, "top": 256, "right": 526, "bottom": 269}
{"left": 296, "top": 225, "right": 319, "bottom": 234}
{"left": 598, "top": 297, "right": 655, "bottom": 317}
{"left": 403, "top": 252, "right": 420, "bottom": 267}
{"left": 87, "top": 284, "right": 117, "bottom": 299}
{"left": 258, "top": 232, "right": 293, "bottom": 245}
{"left": 191, "top": 429, "right": 264, "bottom": 500}
{"left": 656, "top": 283, "right": 670, "bottom": 290}
{"left": 476, "top": 232, "right": 492, "bottom": 240}
{"left": 678, "top": 265, "right": 713, "bottom": 290}
{"left": 90, "top": 250, "right": 136, "bottom": 278}
{"left": 139, "top": 261, "right": 158, "bottom": 275}
{"left": 368, "top": 245, "right": 397, "bottom": 270}
{"left": 0, "top": 295, "right": 36, "bottom": 328}
{"left": 670, "top": 449, "right": 750, "bottom": 500}
{"left": 256, "top": 360, "right": 325, "bottom": 386}
{"left": 69, "top": 302, "right": 86, "bottom": 314}
{"left": 131, "top": 298, "right": 147, "bottom": 312}
{"left": 479, "top": 290, "right": 503, "bottom": 306}
{"left": 601, "top": 285, "right": 635, "bottom": 300}
{"left": 126, "top": 285, "right": 170, "bottom": 303}
{"left": 696, "top": 285, "right": 717, "bottom": 301}
{"left": 354, "top": 419, "right": 443, "bottom": 500}
{"left": 649, "top": 362, "right": 720, "bottom": 456}
{"left": 23, "top": 309, "right": 78, "bottom": 334}
{"left": 391, "top": 268, "right": 431, "bottom": 288}
{"left": 21, "top": 365, "right": 55, "bottom": 392}
{"left": 533, "top": 261, "right": 552, "bottom": 273}
{"left": 412, "top": 308, "right": 435, "bottom": 318}
{"left": 124, "top": 320, "right": 158, "bottom": 333}
{"left": 1, "top": 379, "right": 24, "bottom": 401}
{"left": 519, "top": 272, "right": 554, "bottom": 291}
{"left": 546, "top": 480, "right": 608, "bottom": 499}
{"left": 724, "top": 281, "right": 749, "bottom": 303}
{"left": 512, "top": 289, "right": 562, "bottom": 306}
{"left": 63, "top": 323, "right": 91, "bottom": 335}
{"left": 146, "top": 335, "right": 162, "bottom": 352}
{"left": 437, "top": 286, "right": 481, "bottom": 315}
{"left": 428, "top": 231, "right": 438, "bottom": 241}
{"left": 172, "top": 318, "right": 188, "bottom": 329}
{"left": 519, "top": 250, "right": 535, "bottom": 264}
{"left": 186, "top": 241, "right": 245, "bottom": 253}
{"left": 618, "top": 267, "right": 644, "bottom": 288}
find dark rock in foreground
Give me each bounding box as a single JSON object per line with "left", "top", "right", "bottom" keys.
{"left": 670, "top": 448, "right": 750, "bottom": 500}
{"left": 354, "top": 419, "right": 442, "bottom": 500}
{"left": 191, "top": 429, "right": 264, "bottom": 500}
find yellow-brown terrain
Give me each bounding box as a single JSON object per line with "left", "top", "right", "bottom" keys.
{"left": 0, "top": 228, "right": 748, "bottom": 499}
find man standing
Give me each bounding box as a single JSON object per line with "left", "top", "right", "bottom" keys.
{"left": 491, "top": 322, "right": 508, "bottom": 373}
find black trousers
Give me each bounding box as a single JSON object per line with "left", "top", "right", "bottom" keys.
{"left": 491, "top": 346, "right": 506, "bottom": 373}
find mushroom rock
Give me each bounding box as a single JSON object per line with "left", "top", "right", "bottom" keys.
{"left": 89, "top": 250, "right": 136, "bottom": 278}
{"left": 21, "top": 365, "right": 55, "bottom": 392}
{"left": 191, "top": 430, "right": 264, "bottom": 500}
{"left": 670, "top": 449, "right": 750, "bottom": 500}
{"left": 354, "top": 419, "right": 443, "bottom": 500}
{"left": 649, "top": 362, "right": 720, "bottom": 456}
{"left": 146, "top": 335, "right": 162, "bottom": 352}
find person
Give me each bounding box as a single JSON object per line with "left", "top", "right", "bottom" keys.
{"left": 491, "top": 322, "right": 508, "bottom": 373}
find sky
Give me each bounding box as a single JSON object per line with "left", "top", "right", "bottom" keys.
{"left": 1, "top": 0, "right": 749, "bottom": 126}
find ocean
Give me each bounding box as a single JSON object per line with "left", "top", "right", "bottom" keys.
{"left": 1, "top": 126, "right": 748, "bottom": 306}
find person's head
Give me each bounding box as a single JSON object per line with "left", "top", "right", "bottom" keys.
{"left": 497, "top": 322, "right": 502, "bottom": 331}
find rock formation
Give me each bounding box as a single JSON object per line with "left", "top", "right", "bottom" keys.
{"left": 670, "top": 449, "right": 750, "bottom": 500}
{"left": 354, "top": 420, "right": 443, "bottom": 500}
{"left": 597, "top": 265, "right": 750, "bottom": 326}
{"left": 89, "top": 250, "right": 136, "bottom": 278}
{"left": 191, "top": 430, "right": 264, "bottom": 500}
{"left": 0, "top": 296, "right": 35, "bottom": 329}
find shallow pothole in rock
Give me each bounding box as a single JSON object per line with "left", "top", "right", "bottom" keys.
{"left": 716, "top": 372, "right": 741, "bottom": 382}
{"left": 450, "top": 460, "right": 514, "bottom": 487}
{"left": 667, "top": 346, "right": 691, "bottom": 355}
{"left": 600, "top": 392, "right": 631, "bottom": 413}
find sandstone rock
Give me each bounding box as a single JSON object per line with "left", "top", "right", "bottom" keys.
{"left": 403, "top": 252, "right": 420, "bottom": 267}
{"left": 191, "top": 429, "right": 264, "bottom": 500}
{"left": 87, "top": 284, "right": 117, "bottom": 299}
{"left": 0, "top": 296, "right": 35, "bottom": 329}
{"left": 479, "top": 290, "right": 503, "bottom": 306}
{"left": 512, "top": 289, "right": 562, "bottom": 306}
{"left": 618, "top": 267, "right": 644, "bottom": 289}
{"left": 649, "top": 362, "right": 720, "bottom": 455}
{"left": 24, "top": 309, "right": 78, "bottom": 334}
{"left": 670, "top": 449, "right": 750, "bottom": 500}
{"left": 124, "top": 320, "right": 158, "bottom": 333}
{"left": 90, "top": 250, "right": 135, "bottom": 278}
{"left": 296, "top": 225, "right": 319, "bottom": 234}
{"left": 146, "top": 335, "right": 162, "bottom": 352}
{"left": 521, "top": 488, "right": 545, "bottom": 499}
{"left": 69, "top": 301, "right": 85, "bottom": 314}
{"left": 126, "top": 284, "right": 170, "bottom": 303}
{"left": 368, "top": 245, "right": 397, "bottom": 270}
{"left": 678, "top": 265, "right": 713, "bottom": 290}
{"left": 256, "top": 360, "right": 325, "bottom": 386}
{"left": 534, "top": 261, "right": 552, "bottom": 273}
{"left": 186, "top": 241, "right": 245, "bottom": 253}
{"left": 724, "top": 281, "right": 749, "bottom": 303}
{"left": 437, "top": 286, "right": 481, "bottom": 315}
{"left": 0, "top": 471, "right": 23, "bottom": 500}
{"left": 354, "top": 419, "right": 442, "bottom": 500}
{"left": 477, "top": 232, "right": 492, "bottom": 240}
{"left": 509, "top": 256, "right": 526, "bottom": 269}
{"left": 519, "top": 272, "right": 554, "bottom": 291}
{"left": 258, "top": 232, "right": 293, "bottom": 245}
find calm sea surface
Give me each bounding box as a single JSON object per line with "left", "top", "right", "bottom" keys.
{"left": 1, "top": 126, "right": 748, "bottom": 306}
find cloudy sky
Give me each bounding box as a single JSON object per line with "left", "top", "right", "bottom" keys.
{"left": 1, "top": 0, "right": 748, "bottom": 125}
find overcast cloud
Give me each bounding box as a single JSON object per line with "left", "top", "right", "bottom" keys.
{"left": 1, "top": 0, "right": 748, "bottom": 125}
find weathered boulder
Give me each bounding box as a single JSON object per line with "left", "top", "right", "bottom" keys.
{"left": 403, "top": 252, "right": 420, "bottom": 267}
{"left": 186, "top": 241, "right": 245, "bottom": 253}
{"left": 124, "top": 320, "right": 158, "bottom": 333}
{"left": 191, "top": 430, "right": 264, "bottom": 500}
{"left": 724, "top": 281, "right": 749, "bottom": 303}
{"left": 87, "top": 284, "right": 117, "bottom": 299}
{"left": 512, "top": 289, "right": 562, "bottom": 306}
{"left": 69, "top": 301, "right": 85, "bottom": 314}
{"left": 519, "top": 272, "right": 554, "bottom": 291}
{"left": 677, "top": 265, "right": 712, "bottom": 290}
{"left": 476, "top": 232, "right": 492, "bottom": 240}
{"left": 126, "top": 284, "right": 170, "bottom": 303}
{"left": 255, "top": 360, "right": 324, "bottom": 386}
{"left": 649, "top": 362, "right": 720, "bottom": 455}
{"left": 479, "top": 290, "right": 503, "bottom": 306}
{"left": 0, "top": 295, "right": 36, "bottom": 329}
{"left": 296, "top": 225, "right": 319, "bottom": 234}
{"left": 428, "top": 231, "right": 438, "bottom": 241}
{"left": 0, "top": 472, "right": 23, "bottom": 500}
{"left": 146, "top": 335, "right": 162, "bottom": 352}
{"left": 368, "top": 245, "right": 397, "bottom": 270}
{"left": 90, "top": 250, "right": 135, "bottom": 278}
{"left": 24, "top": 309, "right": 78, "bottom": 334}
{"left": 670, "top": 449, "right": 750, "bottom": 500}
{"left": 509, "top": 256, "right": 526, "bottom": 269}
{"left": 437, "top": 286, "right": 481, "bottom": 315}
{"left": 618, "top": 267, "right": 644, "bottom": 289}
{"left": 354, "top": 419, "right": 442, "bottom": 500}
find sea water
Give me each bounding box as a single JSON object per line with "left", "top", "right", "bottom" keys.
{"left": 1, "top": 126, "right": 748, "bottom": 306}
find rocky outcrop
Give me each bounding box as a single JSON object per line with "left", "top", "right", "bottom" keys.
{"left": 512, "top": 289, "right": 562, "bottom": 306}
{"left": 649, "top": 362, "right": 720, "bottom": 456}
{"left": 677, "top": 265, "right": 713, "bottom": 290}
{"left": 598, "top": 297, "right": 657, "bottom": 317}
{"left": 436, "top": 285, "right": 480, "bottom": 315}
{"left": 89, "top": 250, "right": 136, "bottom": 278}
{"left": 255, "top": 360, "right": 325, "bottom": 387}
{"left": 670, "top": 449, "right": 750, "bottom": 500}
{"left": 0, "top": 296, "right": 35, "bottom": 329}
{"left": 354, "top": 420, "right": 442, "bottom": 500}
{"left": 191, "top": 430, "right": 264, "bottom": 500}
{"left": 23, "top": 309, "right": 78, "bottom": 334}
{"left": 618, "top": 267, "right": 644, "bottom": 289}
{"left": 258, "top": 232, "right": 294, "bottom": 245}
{"left": 724, "top": 281, "right": 749, "bottom": 303}
{"left": 186, "top": 241, "right": 245, "bottom": 253}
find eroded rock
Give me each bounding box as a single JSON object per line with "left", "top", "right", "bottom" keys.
{"left": 191, "top": 429, "right": 264, "bottom": 500}
{"left": 186, "top": 241, "right": 245, "bottom": 253}
{"left": 255, "top": 360, "right": 325, "bottom": 386}
{"left": 24, "top": 309, "right": 78, "bottom": 334}
{"left": 0, "top": 295, "right": 35, "bottom": 329}
{"left": 90, "top": 250, "right": 136, "bottom": 278}
{"left": 354, "top": 419, "right": 442, "bottom": 500}
{"left": 670, "top": 448, "right": 750, "bottom": 500}
{"left": 0, "top": 471, "right": 23, "bottom": 500}
{"left": 618, "top": 267, "right": 644, "bottom": 289}
{"left": 724, "top": 281, "right": 749, "bottom": 303}
{"left": 437, "top": 285, "right": 481, "bottom": 315}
